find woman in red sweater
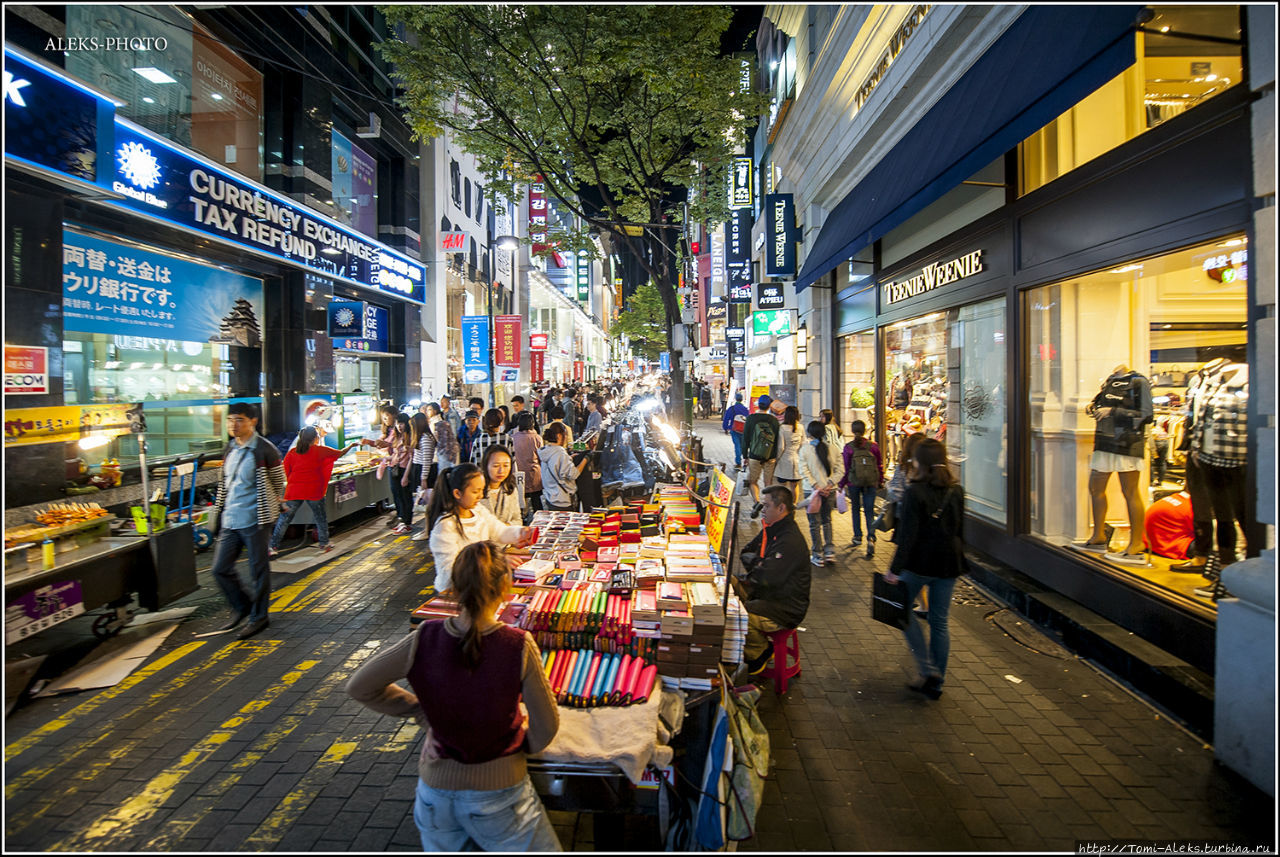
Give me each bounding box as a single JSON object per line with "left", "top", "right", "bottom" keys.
{"left": 269, "top": 427, "right": 357, "bottom": 556}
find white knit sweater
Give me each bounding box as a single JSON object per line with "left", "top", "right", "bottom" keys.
{"left": 428, "top": 504, "right": 523, "bottom": 592}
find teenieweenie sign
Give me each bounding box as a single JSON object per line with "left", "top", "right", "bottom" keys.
{"left": 882, "top": 250, "right": 984, "bottom": 305}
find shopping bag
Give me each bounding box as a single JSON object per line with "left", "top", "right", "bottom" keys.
{"left": 805, "top": 491, "right": 823, "bottom": 515}
{"left": 835, "top": 491, "right": 848, "bottom": 515}
{"left": 871, "top": 572, "right": 911, "bottom": 629}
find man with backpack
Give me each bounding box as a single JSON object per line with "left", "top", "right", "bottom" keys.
{"left": 840, "top": 419, "right": 884, "bottom": 558}
{"left": 722, "top": 391, "right": 750, "bottom": 468}
{"left": 742, "top": 395, "right": 780, "bottom": 519}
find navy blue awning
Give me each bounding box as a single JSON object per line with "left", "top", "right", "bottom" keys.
{"left": 795, "top": 5, "right": 1143, "bottom": 292}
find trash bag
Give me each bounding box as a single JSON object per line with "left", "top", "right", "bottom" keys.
{"left": 722, "top": 672, "right": 770, "bottom": 841}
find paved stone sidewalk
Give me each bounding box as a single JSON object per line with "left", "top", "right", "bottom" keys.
{"left": 2, "top": 421, "right": 1273, "bottom": 852}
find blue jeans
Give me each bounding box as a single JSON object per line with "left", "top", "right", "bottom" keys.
{"left": 414, "top": 776, "right": 561, "bottom": 852}
{"left": 847, "top": 484, "right": 877, "bottom": 540}
{"left": 270, "top": 500, "right": 329, "bottom": 549}
{"left": 806, "top": 492, "right": 835, "bottom": 553}
{"left": 730, "top": 432, "right": 743, "bottom": 465}
{"left": 897, "top": 571, "right": 958, "bottom": 684}
{"left": 211, "top": 524, "right": 272, "bottom": 623}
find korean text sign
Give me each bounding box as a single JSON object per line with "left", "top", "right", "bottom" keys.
{"left": 461, "top": 315, "right": 491, "bottom": 384}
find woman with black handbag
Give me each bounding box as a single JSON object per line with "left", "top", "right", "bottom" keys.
{"left": 883, "top": 438, "right": 966, "bottom": 700}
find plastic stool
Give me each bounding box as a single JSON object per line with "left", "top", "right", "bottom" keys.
{"left": 765, "top": 628, "right": 802, "bottom": 694}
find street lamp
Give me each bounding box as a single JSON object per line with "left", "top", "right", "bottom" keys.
{"left": 488, "top": 234, "right": 519, "bottom": 406}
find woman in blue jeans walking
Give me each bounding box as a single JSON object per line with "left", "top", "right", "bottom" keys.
{"left": 884, "top": 438, "right": 966, "bottom": 700}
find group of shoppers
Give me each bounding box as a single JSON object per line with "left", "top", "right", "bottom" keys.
{"left": 721, "top": 391, "right": 967, "bottom": 701}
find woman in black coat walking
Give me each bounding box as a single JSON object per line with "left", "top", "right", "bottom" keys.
{"left": 884, "top": 438, "right": 966, "bottom": 700}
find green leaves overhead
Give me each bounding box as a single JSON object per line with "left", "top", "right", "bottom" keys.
{"left": 609, "top": 281, "right": 669, "bottom": 361}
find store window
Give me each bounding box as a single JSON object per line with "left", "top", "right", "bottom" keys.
{"left": 883, "top": 297, "right": 1008, "bottom": 524}
{"left": 1027, "top": 235, "right": 1251, "bottom": 602}
{"left": 837, "top": 332, "right": 875, "bottom": 438}
{"left": 1019, "top": 5, "right": 1242, "bottom": 195}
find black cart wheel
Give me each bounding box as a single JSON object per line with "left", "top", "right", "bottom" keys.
{"left": 91, "top": 613, "right": 123, "bottom": 639}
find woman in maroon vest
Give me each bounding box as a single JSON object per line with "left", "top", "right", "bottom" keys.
{"left": 346, "top": 541, "right": 561, "bottom": 851}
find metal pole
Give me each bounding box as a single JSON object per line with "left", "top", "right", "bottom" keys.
{"left": 488, "top": 242, "right": 496, "bottom": 408}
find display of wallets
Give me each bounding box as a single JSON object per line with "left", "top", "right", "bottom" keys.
{"left": 609, "top": 569, "right": 635, "bottom": 594}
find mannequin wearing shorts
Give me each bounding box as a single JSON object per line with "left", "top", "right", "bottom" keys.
{"left": 1081, "top": 366, "right": 1153, "bottom": 563}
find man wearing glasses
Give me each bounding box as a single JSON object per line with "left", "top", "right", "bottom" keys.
{"left": 210, "top": 402, "right": 286, "bottom": 639}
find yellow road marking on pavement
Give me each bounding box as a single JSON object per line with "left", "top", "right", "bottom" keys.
{"left": 279, "top": 538, "right": 405, "bottom": 613}
{"left": 242, "top": 740, "right": 360, "bottom": 849}
{"left": 52, "top": 651, "right": 326, "bottom": 852}
{"left": 269, "top": 566, "right": 332, "bottom": 611}
{"left": 4, "top": 641, "right": 206, "bottom": 763}
{"left": 139, "top": 639, "right": 383, "bottom": 851}
{"left": 5, "top": 640, "right": 277, "bottom": 814}
{"left": 374, "top": 719, "right": 422, "bottom": 754}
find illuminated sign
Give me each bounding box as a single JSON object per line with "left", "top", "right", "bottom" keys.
{"left": 752, "top": 310, "right": 795, "bottom": 337}
{"left": 763, "top": 193, "right": 797, "bottom": 279}
{"left": 4, "top": 48, "right": 114, "bottom": 184}
{"left": 882, "top": 250, "right": 983, "bottom": 305}
{"left": 757, "top": 282, "right": 785, "bottom": 310}
{"left": 441, "top": 231, "right": 468, "bottom": 251}
{"left": 729, "top": 157, "right": 753, "bottom": 210}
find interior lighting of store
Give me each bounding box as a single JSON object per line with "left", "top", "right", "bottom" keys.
{"left": 885, "top": 312, "right": 946, "bottom": 331}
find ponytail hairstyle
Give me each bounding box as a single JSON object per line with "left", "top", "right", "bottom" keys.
{"left": 296, "top": 426, "right": 318, "bottom": 455}
{"left": 806, "top": 420, "right": 831, "bottom": 475}
{"left": 426, "top": 464, "right": 484, "bottom": 533}
{"left": 452, "top": 541, "right": 511, "bottom": 669}
{"left": 909, "top": 437, "right": 956, "bottom": 488}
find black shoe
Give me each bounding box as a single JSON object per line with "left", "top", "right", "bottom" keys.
{"left": 909, "top": 675, "right": 943, "bottom": 700}
{"left": 851, "top": 537, "right": 862, "bottom": 548}
{"left": 236, "top": 617, "right": 270, "bottom": 640}
{"left": 216, "top": 611, "right": 246, "bottom": 633}
{"left": 750, "top": 503, "right": 762, "bottom": 520}
{"left": 746, "top": 643, "right": 774, "bottom": 675}
{"left": 866, "top": 542, "right": 875, "bottom": 559}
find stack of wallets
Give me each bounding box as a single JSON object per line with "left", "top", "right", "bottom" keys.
{"left": 630, "top": 589, "right": 660, "bottom": 638}
{"left": 655, "top": 622, "right": 724, "bottom": 682}
{"left": 656, "top": 581, "right": 689, "bottom": 611}
{"left": 722, "top": 593, "right": 748, "bottom": 665}
{"left": 686, "top": 582, "right": 725, "bottom": 626}
{"left": 411, "top": 595, "right": 461, "bottom": 623}
{"left": 513, "top": 557, "right": 556, "bottom": 585}
{"left": 633, "top": 559, "right": 666, "bottom": 588}
{"left": 655, "top": 484, "right": 701, "bottom": 527}
{"left": 541, "top": 649, "right": 660, "bottom": 708}
{"left": 664, "top": 556, "right": 716, "bottom": 583}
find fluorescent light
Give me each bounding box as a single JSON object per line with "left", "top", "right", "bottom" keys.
{"left": 210, "top": 92, "right": 223, "bottom": 101}
{"left": 79, "top": 435, "right": 111, "bottom": 451}
{"left": 132, "top": 67, "right": 178, "bottom": 84}
{"left": 142, "top": 96, "right": 155, "bottom": 104}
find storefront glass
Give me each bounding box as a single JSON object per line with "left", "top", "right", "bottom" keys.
{"left": 883, "top": 297, "right": 1008, "bottom": 525}
{"left": 1027, "top": 235, "right": 1250, "bottom": 601}
{"left": 1020, "top": 5, "right": 1242, "bottom": 195}
{"left": 837, "top": 332, "right": 875, "bottom": 437}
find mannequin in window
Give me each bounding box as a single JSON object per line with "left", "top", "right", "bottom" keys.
{"left": 1171, "top": 359, "right": 1252, "bottom": 573}
{"left": 1079, "top": 364, "right": 1153, "bottom": 564}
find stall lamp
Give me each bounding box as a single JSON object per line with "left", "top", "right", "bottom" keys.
{"left": 79, "top": 434, "right": 111, "bottom": 451}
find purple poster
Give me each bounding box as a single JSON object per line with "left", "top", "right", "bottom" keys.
{"left": 350, "top": 142, "right": 377, "bottom": 239}
{"left": 6, "top": 580, "right": 86, "bottom": 644}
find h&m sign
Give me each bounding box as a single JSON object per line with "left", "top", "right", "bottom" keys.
{"left": 882, "top": 250, "right": 983, "bottom": 305}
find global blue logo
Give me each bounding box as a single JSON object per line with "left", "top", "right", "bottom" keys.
{"left": 117, "top": 141, "right": 161, "bottom": 189}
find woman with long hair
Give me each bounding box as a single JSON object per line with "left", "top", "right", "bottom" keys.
{"left": 884, "top": 438, "right": 966, "bottom": 700}
{"left": 479, "top": 445, "right": 522, "bottom": 527}
{"left": 820, "top": 408, "right": 844, "bottom": 452}
{"left": 773, "top": 405, "right": 804, "bottom": 503}
{"left": 269, "top": 427, "right": 358, "bottom": 556}
{"left": 800, "top": 419, "right": 844, "bottom": 566}
{"left": 426, "top": 464, "right": 533, "bottom": 593}
{"left": 346, "top": 541, "right": 561, "bottom": 851}
{"left": 388, "top": 412, "right": 416, "bottom": 535}
{"left": 362, "top": 404, "right": 401, "bottom": 528}
{"left": 428, "top": 402, "right": 460, "bottom": 474}
{"left": 510, "top": 411, "right": 544, "bottom": 513}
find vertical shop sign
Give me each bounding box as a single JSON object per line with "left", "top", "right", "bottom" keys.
{"left": 333, "top": 130, "right": 378, "bottom": 236}
{"left": 573, "top": 360, "right": 585, "bottom": 382}
{"left": 529, "top": 175, "right": 548, "bottom": 255}
{"left": 726, "top": 208, "right": 753, "bottom": 302}
{"left": 461, "top": 315, "right": 491, "bottom": 384}
{"left": 763, "top": 193, "right": 797, "bottom": 278}
{"left": 728, "top": 157, "right": 754, "bottom": 210}
{"left": 495, "top": 315, "right": 521, "bottom": 366}
{"left": 659, "top": 352, "right": 671, "bottom": 373}
{"left": 576, "top": 250, "right": 590, "bottom": 302}
{"left": 710, "top": 230, "right": 726, "bottom": 296}
{"left": 4, "top": 346, "right": 49, "bottom": 395}
{"left": 530, "top": 351, "right": 545, "bottom": 382}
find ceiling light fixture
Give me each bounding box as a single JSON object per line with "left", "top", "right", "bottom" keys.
{"left": 132, "top": 67, "right": 178, "bottom": 84}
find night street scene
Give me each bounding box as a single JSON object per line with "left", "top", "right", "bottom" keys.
{"left": 2, "top": 3, "right": 1276, "bottom": 853}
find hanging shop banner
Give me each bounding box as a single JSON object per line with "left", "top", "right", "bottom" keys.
{"left": 107, "top": 121, "right": 424, "bottom": 304}
{"left": 763, "top": 193, "right": 798, "bottom": 279}
{"left": 331, "top": 129, "right": 378, "bottom": 238}
{"left": 757, "top": 282, "right": 786, "bottom": 310}
{"left": 530, "top": 351, "right": 546, "bottom": 382}
{"left": 728, "top": 157, "right": 754, "bottom": 210}
{"left": 704, "top": 468, "right": 736, "bottom": 555}
{"left": 574, "top": 361, "right": 585, "bottom": 382}
{"left": 529, "top": 175, "right": 549, "bottom": 255}
{"left": 495, "top": 315, "right": 521, "bottom": 367}
{"left": 705, "top": 302, "right": 728, "bottom": 321}
{"left": 752, "top": 309, "right": 795, "bottom": 337}
{"left": 331, "top": 302, "right": 388, "bottom": 353}
{"left": 4, "top": 346, "right": 49, "bottom": 395}
{"left": 4, "top": 402, "right": 142, "bottom": 448}
{"left": 461, "top": 315, "right": 491, "bottom": 384}
{"left": 62, "top": 229, "right": 264, "bottom": 345}
{"left": 529, "top": 332, "right": 549, "bottom": 352}
{"left": 576, "top": 251, "right": 590, "bottom": 302}
{"left": 3, "top": 48, "right": 115, "bottom": 186}
{"left": 726, "top": 208, "right": 752, "bottom": 265}
{"left": 659, "top": 352, "right": 671, "bottom": 373}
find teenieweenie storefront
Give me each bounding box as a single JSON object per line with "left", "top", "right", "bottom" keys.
{"left": 833, "top": 86, "right": 1258, "bottom": 675}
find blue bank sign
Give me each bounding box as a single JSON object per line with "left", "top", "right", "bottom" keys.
{"left": 5, "top": 47, "right": 426, "bottom": 305}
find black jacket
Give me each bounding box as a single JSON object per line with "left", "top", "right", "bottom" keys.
{"left": 889, "top": 482, "right": 966, "bottom": 579}
{"left": 740, "top": 515, "right": 811, "bottom": 628}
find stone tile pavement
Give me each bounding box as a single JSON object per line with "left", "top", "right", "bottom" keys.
{"left": 2, "top": 420, "right": 1273, "bottom": 852}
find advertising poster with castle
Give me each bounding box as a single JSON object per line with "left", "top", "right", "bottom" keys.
{"left": 62, "top": 228, "right": 264, "bottom": 347}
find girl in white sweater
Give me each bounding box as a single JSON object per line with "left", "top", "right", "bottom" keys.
{"left": 800, "top": 419, "right": 845, "bottom": 567}
{"left": 479, "top": 445, "right": 523, "bottom": 527}
{"left": 426, "top": 464, "right": 533, "bottom": 593}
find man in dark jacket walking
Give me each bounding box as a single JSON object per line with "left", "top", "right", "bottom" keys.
{"left": 734, "top": 485, "right": 811, "bottom": 674}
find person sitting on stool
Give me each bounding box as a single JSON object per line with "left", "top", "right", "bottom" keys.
{"left": 733, "top": 485, "right": 812, "bottom": 675}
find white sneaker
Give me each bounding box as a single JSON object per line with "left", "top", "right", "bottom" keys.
{"left": 411, "top": 529, "right": 429, "bottom": 541}
{"left": 392, "top": 523, "right": 411, "bottom": 535}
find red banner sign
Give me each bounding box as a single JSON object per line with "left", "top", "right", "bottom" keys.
{"left": 495, "top": 315, "right": 521, "bottom": 367}
{"left": 573, "top": 360, "right": 585, "bottom": 382}
{"left": 529, "top": 332, "right": 549, "bottom": 351}
{"left": 4, "top": 345, "right": 49, "bottom": 395}
{"left": 530, "top": 351, "right": 545, "bottom": 383}
{"left": 529, "top": 175, "right": 548, "bottom": 255}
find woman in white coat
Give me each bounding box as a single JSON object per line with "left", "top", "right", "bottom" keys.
{"left": 773, "top": 405, "right": 805, "bottom": 503}
{"left": 800, "top": 419, "right": 845, "bottom": 567}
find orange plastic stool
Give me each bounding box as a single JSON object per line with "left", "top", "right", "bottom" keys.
{"left": 765, "top": 628, "right": 802, "bottom": 693}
